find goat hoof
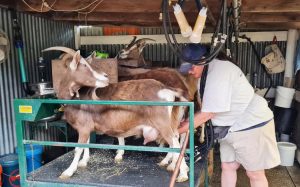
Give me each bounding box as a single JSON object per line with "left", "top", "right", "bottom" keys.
{"left": 114, "top": 158, "right": 123, "bottom": 164}
{"left": 176, "top": 175, "right": 189, "bottom": 183}
{"left": 182, "top": 164, "right": 189, "bottom": 172}
{"left": 59, "top": 174, "right": 71, "bottom": 180}
{"left": 158, "top": 161, "right": 168, "bottom": 167}
{"left": 167, "top": 164, "right": 175, "bottom": 171}
{"left": 78, "top": 161, "right": 88, "bottom": 168}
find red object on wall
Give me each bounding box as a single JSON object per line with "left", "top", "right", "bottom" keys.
{"left": 103, "top": 26, "right": 140, "bottom": 35}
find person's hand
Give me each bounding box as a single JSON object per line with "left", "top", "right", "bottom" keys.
{"left": 178, "top": 119, "right": 189, "bottom": 134}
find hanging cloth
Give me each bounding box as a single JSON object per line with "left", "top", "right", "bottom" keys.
{"left": 261, "top": 36, "right": 286, "bottom": 74}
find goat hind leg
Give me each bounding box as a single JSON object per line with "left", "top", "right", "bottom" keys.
{"left": 78, "top": 137, "right": 90, "bottom": 168}
{"left": 60, "top": 133, "right": 89, "bottom": 179}
{"left": 158, "top": 150, "right": 173, "bottom": 167}
{"left": 167, "top": 132, "right": 189, "bottom": 182}
{"left": 158, "top": 142, "right": 173, "bottom": 167}
{"left": 115, "top": 137, "right": 125, "bottom": 163}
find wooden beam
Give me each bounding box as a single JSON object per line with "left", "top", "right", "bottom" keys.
{"left": 206, "top": 0, "right": 300, "bottom": 13}
{"left": 241, "top": 12, "right": 300, "bottom": 23}
{"left": 52, "top": 12, "right": 199, "bottom": 25}
{"left": 0, "top": 0, "right": 16, "bottom": 8}
{"left": 17, "top": 0, "right": 199, "bottom": 13}
{"left": 242, "top": 0, "right": 300, "bottom": 13}
{"left": 240, "top": 22, "right": 300, "bottom": 30}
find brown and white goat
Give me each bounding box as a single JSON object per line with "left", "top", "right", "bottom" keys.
{"left": 44, "top": 47, "right": 190, "bottom": 182}
{"left": 116, "top": 38, "right": 214, "bottom": 183}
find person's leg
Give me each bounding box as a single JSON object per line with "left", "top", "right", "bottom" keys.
{"left": 246, "top": 170, "right": 268, "bottom": 187}
{"left": 221, "top": 161, "right": 240, "bottom": 187}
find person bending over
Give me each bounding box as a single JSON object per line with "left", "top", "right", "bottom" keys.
{"left": 178, "top": 44, "right": 280, "bottom": 187}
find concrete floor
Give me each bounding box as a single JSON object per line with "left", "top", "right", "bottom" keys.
{"left": 210, "top": 151, "right": 300, "bottom": 187}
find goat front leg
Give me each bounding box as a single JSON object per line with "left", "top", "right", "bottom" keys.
{"left": 78, "top": 137, "right": 90, "bottom": 168}
{"left": 158, "top": 143, "right": 174, "bottom": 167}
{"left": 160, "top": 128, "right": 189, "bottom": 183}
{"left": 158, "top": 148, "right": 173, "bottom": 167}
{"left": 114, "top": 137, "right": 125, "bottom": 163}
{"left": 60, "top": 133, "right": 89, "bottom": 179}
{"left": 167, "top": 133, "right": 189, "bottom": 183}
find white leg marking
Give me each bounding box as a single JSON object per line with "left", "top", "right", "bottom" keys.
{"left": 159, "top": 149, "right": 173, "bottom": 167}
{"left": 168, "top": 135, "right": 189, "bottom": 182}
{"left": 115, "top": 137, "right": 125, "bottom": 163}
{"left": 78, "top": 138, "right": 90, "bottom": 168}
{"left": 60, "top": 147, "right": 84, "bottom": 179}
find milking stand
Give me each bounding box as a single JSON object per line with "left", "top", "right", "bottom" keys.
{"left": 14, "top": 98, "right": 209, "bottom": 187}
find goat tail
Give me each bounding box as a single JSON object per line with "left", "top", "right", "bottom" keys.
{"left": 157, "top": 88, "right": 188, "bottom": 102}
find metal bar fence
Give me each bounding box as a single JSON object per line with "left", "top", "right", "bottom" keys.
{"left": 14, "top": 99, "right": 196, "bottom": 187}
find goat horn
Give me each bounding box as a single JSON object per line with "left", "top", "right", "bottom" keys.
{"left": 127, "top": 36, "right": 137, "bottom": 48}
{"left": 134, "top": 38, "right": 156, "bottom": 44}
{"left": 42, "top": 46, "right": 76, "bottom": 56}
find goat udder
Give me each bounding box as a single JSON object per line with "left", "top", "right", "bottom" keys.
{"left": 142, "top": 127, "right": 159, "bottom": 145}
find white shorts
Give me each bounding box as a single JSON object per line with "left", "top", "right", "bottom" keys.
{"left": 219, "top": 120, "right": 280, "bottom": 171}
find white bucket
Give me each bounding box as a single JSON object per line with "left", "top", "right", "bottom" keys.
{"left": 277, "top": 142, "right": 297, "bottom": 166}
{"left": 275, "top": 86, "right": 295, "bottom": 108}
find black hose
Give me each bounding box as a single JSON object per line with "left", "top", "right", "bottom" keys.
{"left": 22, "top": 82, "right": 35, "bottom": 96}
{"left": 195, "top": 0, "right": 202, "bottom": 12}
{"left": 239, "top": 35, "right": 273, "bottom": 98}
{"left": 166, "top": 0, "right": 182, "bottom": 53}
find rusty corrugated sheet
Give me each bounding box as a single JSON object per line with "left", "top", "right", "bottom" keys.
{"left": 0, "top": 7, "right": 75, "bottom": 156}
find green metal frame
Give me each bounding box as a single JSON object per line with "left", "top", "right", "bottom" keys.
{"left": 14, "top": 98, "right": 200, "bottom": 187}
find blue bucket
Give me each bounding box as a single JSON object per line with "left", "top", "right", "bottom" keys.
{"left": 16, "top": 145, "right": 43, "bottom": 173}
{"left": 0, "top": 154, "right": 20, "bottom": 187}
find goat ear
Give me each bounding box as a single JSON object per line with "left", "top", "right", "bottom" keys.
{"left": 86, "top": 51, "right": 96, "bottom": 64}
{"left": 69, "top": 50, "right": 81, "bottom": 71}
{"left": 137, "top": 41, "right": 146, "bottom": 53}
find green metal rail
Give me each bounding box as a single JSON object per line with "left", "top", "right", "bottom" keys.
{"left": 14, "top": 98, "right": 197, "bottom": 187}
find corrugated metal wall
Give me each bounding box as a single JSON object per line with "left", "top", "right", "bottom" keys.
{"left": 81, "top": 26, "right": 285, "bottom": 88}
{"left": 82, "top": 42, "right": 286, "bottom": 88}
{"left": 236, "top": 41, "right": 285, "bottom": 88}
{"left": 0, "top": 7, "right": 75, "bottom": 156}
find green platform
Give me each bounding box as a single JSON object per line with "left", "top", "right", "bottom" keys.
{"left": 14, "top": 98, "right": 207, "bottom": 187}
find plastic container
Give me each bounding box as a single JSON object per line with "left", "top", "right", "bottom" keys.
{"left": 0, "top": 154, "right": 20, "bottom": 187}
{"left": 275, "top": 86, "right": 295, "bottom": 108}
{"left": 277, "top": 142, "right": 297, "bottom": 166}
{"left": 16, "top": 144, "right": 43, "bottom": 173}
{"left": 173, "top": 4, "right": 192, "bottom": 37}
{"left": 189, "top": 7, "right": 207, "bottom": 43}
